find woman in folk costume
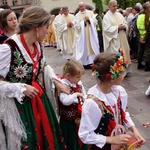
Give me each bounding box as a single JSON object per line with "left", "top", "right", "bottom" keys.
{"left": 78, "top": 50, "right": 146, "bottom": 150}
{"left": 59, "top": 60, "right": 89, "bottom": 150}
{"left": 0, "top": 6, "right": 70, "bottom": 150}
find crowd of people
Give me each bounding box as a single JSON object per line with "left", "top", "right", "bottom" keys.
{"left": 42, "top": 0, "right": 150, "bottom": 73}
{"left": 0, "top": 0, "right": 149, "bottom": 149}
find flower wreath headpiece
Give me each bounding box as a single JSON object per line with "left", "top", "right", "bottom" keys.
{"left": 92, "top": 49, "right": 128, "bottom": 79}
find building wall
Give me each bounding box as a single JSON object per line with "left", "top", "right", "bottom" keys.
{"left": 41, "top": 0, "right": 107, "bottom": 15}
{"left": 40, "top": 0, "right": 96, "bottom": 14}
{"left": 0, "top": 0, "right": 107, "bottom": 15}
{"left": 0, "top": 0, "right": 31, "bottom": 15}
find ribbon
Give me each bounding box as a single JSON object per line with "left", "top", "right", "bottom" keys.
{"left": 71, "top": 83, "right": 83, "bottom": 147}
{"left": 31, "top": 81, "right": 54, "bottom": 150}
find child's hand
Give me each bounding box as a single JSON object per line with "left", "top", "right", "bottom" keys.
{"left": 106, "top": 134, "right": 131, "bottom": 145}
{"left": 133, "top": 130, "right": 146, "bottom": 146}
{"left": 75, "top": 92, "right": 83, "bottom": 98}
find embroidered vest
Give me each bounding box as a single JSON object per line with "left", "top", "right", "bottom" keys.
{"left": 2, "top": 39, "right": 42, "bottom": 102}
{"left": 59, "top": 83, "right": 83, "bottom": 121}
{"left": 87, "top": 94, "right": 127, "bottom": 136}
{"left": 87, "top": 94, "right": 127, "bottom": 150}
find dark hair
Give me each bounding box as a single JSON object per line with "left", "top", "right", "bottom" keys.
{"left": 92, "top": 53, "right": 118, "bottom": 82}
{"left": 94, "top": 8, "right": 99, "bottom": 14}
{"left": 0, "top": 4, "right": 11, "bottom": 9}
{"left": 18, "top": 6, "right": 50, "bottom": 34}
{"left": 0, "top": 9, "right": 14, "bottom": 32}
{"left": 63, "top": 60, "right": 85, "bottom": 76}
{"left": 132, "top": 5, "right": 140, "bottom": 13}
{"left": 62, "top": 6, "right": 68, "bottom": 10}
{"left": 143, "top": 2, "right": 150, "bottom": 31}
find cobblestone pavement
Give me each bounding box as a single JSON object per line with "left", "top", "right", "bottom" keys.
{"left": 44, "top": 47, "right": 150, "bottom": 150}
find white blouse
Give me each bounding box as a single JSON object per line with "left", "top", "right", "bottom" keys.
{"left": 78, "top": 84, "right": 134, "bottom": 148}
{"left": 59, "top": 78, "right": 87, "bottom": 105}
{"left": 0, "top": 34, "right": 58, "bottom": 103}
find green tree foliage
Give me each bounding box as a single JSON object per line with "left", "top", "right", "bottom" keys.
{"left": 104, "top": 0, "right": 144, "bottom": 9}
{"left": 93, "top": 0, "right": 104, "bottom": 13}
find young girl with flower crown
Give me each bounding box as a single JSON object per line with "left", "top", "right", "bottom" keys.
{"left": 59, "top": 59, "right": 89, "bottom": 150}
{"left": 78, "top": 50, "right": 146, "bottom": 150}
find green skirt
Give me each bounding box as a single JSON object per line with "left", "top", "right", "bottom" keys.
{"left": 60, "top": 117, "right": 89, "bottom": 150}
{"left": 16, "top": 93, "right": 66, "bottom": 150}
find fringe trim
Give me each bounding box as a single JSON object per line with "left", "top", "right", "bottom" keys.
{"left": 0, "top": 82, "right": 27, "bottom": 150}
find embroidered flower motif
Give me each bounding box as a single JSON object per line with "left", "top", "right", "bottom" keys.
{"left": 109, "top": 49, "right": 128, "bottom": 79}
{"left": 14, "top": 65, "right": 27, "bottom": 79}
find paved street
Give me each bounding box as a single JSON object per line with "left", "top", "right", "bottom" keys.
{"left": 44, "top": 47, "right": 150, "bottom": 150}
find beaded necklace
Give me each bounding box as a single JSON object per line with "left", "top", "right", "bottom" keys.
{"left": 20, "top": 34, "right": 40, "bottom": 79}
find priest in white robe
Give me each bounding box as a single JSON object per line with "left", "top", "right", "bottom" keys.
{"left": 103, "top": 0, "right": 131, "bottom": 64}
{"left": 74, "top": 2, "right": 99, "bottom": 68}
{"left": 57, "top": 7, "right": 75, "bottom": 60}
{"left": 53, "top": 8, "right": 63, "bottom": 51}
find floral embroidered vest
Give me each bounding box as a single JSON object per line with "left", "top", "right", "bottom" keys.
{"left": 59, "top": 83, "right": 83, "bottom": 121}
{"left": 87, "top": 94, "right": 127, "bottom": 150}
{"left": 87, "top": 94, "right": 127, "bottom": 136}
{"left": 2, "top": 39, "right": 43, "bottom": 102}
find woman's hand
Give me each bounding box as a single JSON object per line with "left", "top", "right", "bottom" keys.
{"left": 23, "top": 84, "right": 39, "bottom": 98}
{"left": 53, "top": 79, "right": 70, "bottom": 94}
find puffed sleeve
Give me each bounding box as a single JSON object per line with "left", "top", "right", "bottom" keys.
{"left": 78, "top": 99, "right": 107, "bottom": 148}
{"left": 0, "top": 44, "right": 11, "bottom": 77}
{"left": 59, "top": 92, "right": 78, "bottom": 105}
{"left": 0, "top": 44, "right": 26, "bottom": 104}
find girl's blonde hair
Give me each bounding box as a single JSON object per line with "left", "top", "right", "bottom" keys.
{"left": 17, "top": 6, "right": 50, "bottom": 34}
{"left": 63, "top": 60, "right": 85, "bottom": 76}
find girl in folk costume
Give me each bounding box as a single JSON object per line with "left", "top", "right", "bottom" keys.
{"left": 78, "top": 50, "right": 146, "bottom": 150}
{"left": 0, "top": 9, "right": 18, "bottom": 44}
{"left": 59, "top": 60, "right": 89, "bottom": 150}
{"left": 0, "top": 6, "right": 70, "bottom": 150}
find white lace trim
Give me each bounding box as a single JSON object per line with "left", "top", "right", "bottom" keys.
{"left": 0, "top": 81, "right": 27, "bottom": 150}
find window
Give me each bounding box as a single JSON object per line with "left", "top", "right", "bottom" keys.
{"left": 2, "top": 0, "right": 8, "bottom": 4}
{"left": 22, "top": 0, "right": 28, "bottom": 4}
{"left": 12, "top": 0, "right": 18, "bottom": 6}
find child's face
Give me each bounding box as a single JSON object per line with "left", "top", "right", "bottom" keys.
{"left": 113, "top": 71, "right": 126, "bottom": 85}
{"left": 68, "top": 74, "right": 82, "bottom": 84}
